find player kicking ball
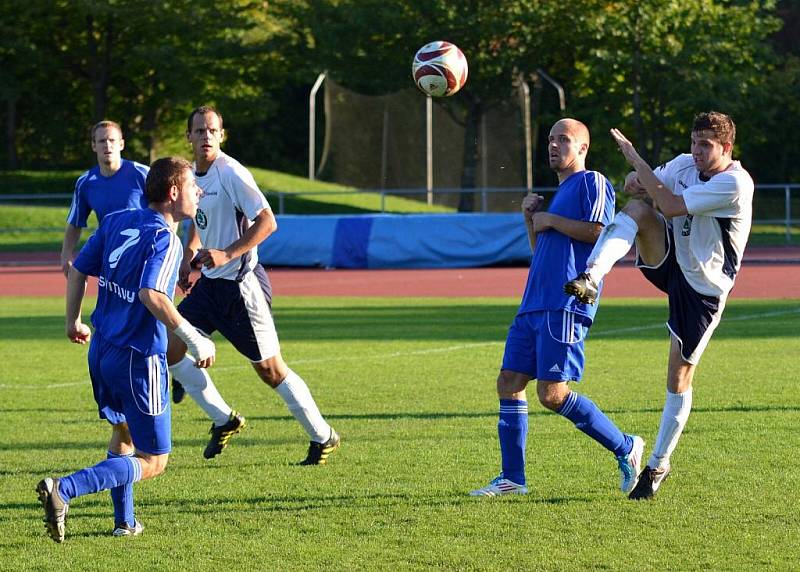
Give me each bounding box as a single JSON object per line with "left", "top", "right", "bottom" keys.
{"left": 37, "top": 157, "right": 213, "bottom": 542}
{"left": 564, "top": 112, "right": 753, "bottom": 499}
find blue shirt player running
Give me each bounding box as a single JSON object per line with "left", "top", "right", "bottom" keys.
{"left": 470, "top": 118, "right": 644, "bottom": 497}
{"left": 36, "top": 157, "right": 214, "bottom": 543}
{"left": 61, "top": 120, "right": 149, "bottom": 277}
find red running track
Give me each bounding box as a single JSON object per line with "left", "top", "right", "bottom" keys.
{"left": 0, "top": 263, "right": 797, "bottom": 298}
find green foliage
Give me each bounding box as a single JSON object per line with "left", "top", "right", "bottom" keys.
{"left": 572, "top": 0, "right": 783, "bottom": 179}
{"left": 0, "top": 1, "right": 798, "bottom": 182}
{"left": 0, "top": 297, "right": 798, "bottom": 568}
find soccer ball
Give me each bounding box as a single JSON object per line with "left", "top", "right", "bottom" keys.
{"left": 412, "top": 41, "right": 469, "bottom": 97}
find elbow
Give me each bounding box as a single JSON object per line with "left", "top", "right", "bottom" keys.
{"left": 138, "top": 288, "right": 153, "bottom": 305}
{"left": 588, "top": 223, "right": 604, "bottom": 244}
{"left": 259, "top": 211, "right": 278, "bottom": 239}
{"left": 662, "top": 204, "right": 688, "bottom": 218}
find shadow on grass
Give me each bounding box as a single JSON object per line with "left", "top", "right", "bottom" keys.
{"left": 4, "top": 302, "right": 798, "bottom": 343}
{"left": 126, "top": 491, "right": 597, "bottom": 515}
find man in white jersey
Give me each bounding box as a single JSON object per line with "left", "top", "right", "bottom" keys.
{"left": 564, "top": 111, "right": 754, "bottom": 499}
{"left": 167, "top": 105, "right": 340, "bottom": 465}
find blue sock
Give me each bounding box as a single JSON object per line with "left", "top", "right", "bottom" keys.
{"left": 557, "top": 392, "right": 632, "bottom": 457}
{"left": 498, "top": 399, "right": 528, "bottom": 485}
{"left": 58, "top": 455, "right": 142, "bottom": 504}
{"left": 107, "top": 451, "right": 136, "bottom": 526}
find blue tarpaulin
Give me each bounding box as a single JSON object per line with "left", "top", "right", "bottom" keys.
{"left": 258, "top": 213, "right": 531, "bottom": 269}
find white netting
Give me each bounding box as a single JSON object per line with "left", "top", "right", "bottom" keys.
{"left": 316, "top": 78, "right": 528, "bottom": 211}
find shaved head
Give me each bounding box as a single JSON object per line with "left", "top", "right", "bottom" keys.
{"left": 554, "top": 118, "right": 590, "bottom": 147}
{"left": 548, "top": 118, "right": 592, "bottom": 181}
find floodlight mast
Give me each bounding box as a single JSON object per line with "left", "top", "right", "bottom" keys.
{"left": 308, "top": 72, "right": 326, "bottom": 180}
{"left": 426, "top": 94, "right": 433, "bottom": 206}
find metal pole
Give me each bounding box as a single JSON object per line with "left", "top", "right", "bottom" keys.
{"left": 519, "top": 75, "right": 532, "bottom": 193}
{"left": 536, "top": 68, "right": 566, "bottom": 113}
{"left": 786, "top": 185, "right": 792, "bottom": 244}
{"left": 381, "top": 106, "right": 389, "bottom": 189}
{"left": 308, "top": 72, "right": 326, "bottom": 180}
{"left": 426, "top": 95, "right": 433, "bottom": 206}
{"left": 481, "top": 113, "right": 488, "bottom": 211}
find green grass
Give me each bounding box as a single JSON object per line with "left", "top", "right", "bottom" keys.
{"left": 0, "top": 167, "right": 451, "bottom": 217}
{"left": 0, "top": 296, "right": 798, "bottom": 570}
{"left": 0, "top": 169, "right": 84, "bottom": 196}
{"left": 0, "top": 166, "right": 455, "bottom": 251}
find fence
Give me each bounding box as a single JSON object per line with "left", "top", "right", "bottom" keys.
{"left": 1, "top": 184, "right": 798, "bottom": 243}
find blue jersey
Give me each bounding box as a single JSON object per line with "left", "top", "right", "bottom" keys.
{"left": 518, "top": 170, "right": 615, "bottom": 323}
{"left": 67, "top": 159, "right": 149, "bottom": 227}
{"left": 73, "top": 208, "right": 183, "bottom": 356}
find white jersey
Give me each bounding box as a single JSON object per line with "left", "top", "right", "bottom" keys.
{"left": 655, "top": 153, "right": 754, "bottom": 297}
{"left": 193, "top": 152, "right": 271, "bottom": 280}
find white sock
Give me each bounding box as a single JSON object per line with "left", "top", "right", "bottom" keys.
{"left": 169, "top": 356, "right": 232, "bottom": 426}
{"left": 274, "top": 369, "right": 331, "bottom": 443}
{"left": 647, "top": 388, "right": 693, "bottom": 469}
{"left": 586, "top": 211, "right": 639, "bottom": 283}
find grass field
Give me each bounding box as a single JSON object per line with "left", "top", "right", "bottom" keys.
{"left": 1, "top": 296, "right": 798, "bottom": 570}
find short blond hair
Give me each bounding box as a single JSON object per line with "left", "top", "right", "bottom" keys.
{"left": 90, "top": 120, "right": 123, "bottom": 142}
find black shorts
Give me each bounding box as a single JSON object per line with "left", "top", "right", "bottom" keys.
{"left": 637, "top": 220, "right": 725, "bottom": 365}
{"left": 177, "top": 265, "right": 279, "bottom": 362}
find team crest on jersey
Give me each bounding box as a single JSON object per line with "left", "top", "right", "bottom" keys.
{"left": 682, "top": 214, "right": 693, "bottom": 236}
{"left": 195, "top": 208, "right": 208, "bottom": 230}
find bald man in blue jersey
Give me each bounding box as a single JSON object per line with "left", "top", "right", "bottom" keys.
{"left": 61, "top": 121, "right": 149, "bottom": 277}
{"left": 36, "top": 157, "right": 213, "bottom": 543}
{"left": 471, "top": 118, "right": 643, "bottom": 497}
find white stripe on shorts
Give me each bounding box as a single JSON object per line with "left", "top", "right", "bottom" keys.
{"left": 239, "top": 271, "right": 280, "bottom": 362}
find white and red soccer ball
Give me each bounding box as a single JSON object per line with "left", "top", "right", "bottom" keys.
{"left": 412, "top": 41, "right": 468, "bottom": 97}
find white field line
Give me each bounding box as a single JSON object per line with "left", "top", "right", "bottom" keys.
{"left": 2, "top": 308, "right": 797, "bottom": 390}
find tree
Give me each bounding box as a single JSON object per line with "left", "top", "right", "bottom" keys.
{"left": 572, "top": 0, "right": 781, "bottom": 179}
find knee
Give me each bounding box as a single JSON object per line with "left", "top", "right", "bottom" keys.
{"left": 536, "top": 383, "right": 568, "bottom": 412}
{"left": 622, "top": 198, "right": 656, "bottom": 224}
{"left": 137, "top": 453, "right": 169, "bottom": 480}
{"left": 151, "top": 459, "right": 168, "bottom": 478}
{"left": 254, "top": 360, "right": 286, "bottom": 388}
{"left": 496, "top": 371, "right": 529, "bottom": 400}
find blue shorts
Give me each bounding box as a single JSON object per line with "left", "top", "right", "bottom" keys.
{"left": 636, "top": 220, "right": 724, "bottom": 365}
{"left": 501, "top": 310, "right": 589, "bottom": 382}
{"left": 177, "top": 265, "right": 279, "bottom": 362}
{"left": 88, "top": 333, "right": 172, "bottom": 455}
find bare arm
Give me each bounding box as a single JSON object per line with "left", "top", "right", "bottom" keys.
{"left": 61, "top": 224, "right": 83, "bottom": 277}
{"left": 194, "top": 208, "right": 276, "bottom": 269}
{"left": 139, "top": 287, "right": 215, "bottom": 368}
{"left": 530, "top": 212, "right": 604, "bottom": 244}
{"left": 522, "top": 194, "right": 545, "bottom": 253}
{"left": 65, "top": 266, "right": 91, "bottom": 344}
{"left": 138, "top": 288, "right": 187, "bottom": 331}
{"left": 178, "top": 222, "right": 202, "bottom": 291}
{"left": 611, "top": 129, "right": 687, "bottom": 217}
